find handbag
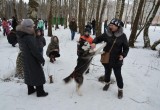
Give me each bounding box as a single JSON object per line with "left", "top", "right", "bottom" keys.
{"left": 100, "top": 38, "right": 117, "bottom": 64}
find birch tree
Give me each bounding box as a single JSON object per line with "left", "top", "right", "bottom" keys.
{"left": 129, "top": 0, "right": 145, "bottom": 47}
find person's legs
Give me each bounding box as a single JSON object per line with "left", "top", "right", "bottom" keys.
{"left": 113, "top": 66, "right": 123, "bottom": 99}
{"left": 102, "top": 64, "right": 112, "bottom": 91}
{"left": 3, "top": 28, "right": 6, "bottom": 36}
{"left": 27, "top": 85, "right": 36, "bottom": 95}
{"left": 36, "top": 85, "right": 48, "bottom": 97}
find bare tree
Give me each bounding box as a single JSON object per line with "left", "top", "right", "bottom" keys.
{"left": 96, "top": 0, "right": 107, "bottom": 36}
{"left": 13, "top": 0, "right": 18, "bottom": 19}
{"left": 135, "top": 0, "right": 156, "bottom": 41}
{"left": 129, "top": 0, "right": 145, "bottom": 47}
{"left": 146, "top": 0, "right": 160, "bottom": 49}
{"left": 119, "top": 0, "right": 125, "bottom": 20}
{"left": 115, "top": 0, "right": 121, "bottom": 19}
{"left": 27, "top": 0, "right": 40, "bottom": 21}
{"left": 48, "top": 0, "right": 53, "bottom": 36}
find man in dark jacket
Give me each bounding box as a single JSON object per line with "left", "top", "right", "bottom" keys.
{"left": 12, "top": 16, "right": 18, "bottom": 31}
{"left": 91, "top": 19, "right": 96, "bottom": 35}
{"left": 91, "top": 18, "right": 129, "bottom": 99}
{"left": 16, "top": 19, "right": 48, "bottom": 97}
{"left": 69, "top": 18, "right": 77, "bottom": 40}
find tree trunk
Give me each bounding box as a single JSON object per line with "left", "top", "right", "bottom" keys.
{"left": 13, "top": 0, "right": 18, "bottom": 19}
{"left": 144, "top": 0, "right": 160, "bottom": 48}
{"left": 64, "top": 0, "right": 68, "bottom": 29}
{"left": 28, "top": 0, "right": 39, "bottom": 21}
{"left": 97, "top": 0, "right": 107, "bottom": 36}
{"left": 48, "top": 0, "right": 53, "bottom": 36}
{"left": 151, "top": 39, "right": 160, "bottom": 50}
{"left": 124, "top": 0, "right": 130, "bottom": 28}
{"left": 129, "top": 0, "right": 145, "bottom": 47}
{"left": 135, "top": 0, "right": 156, "bottom": 41}
{"left": 131, "top": 0, "right": 138, "bottom": 29}
{"left": 119, "top": 0, "right": 125, "bottom": 20}
{"left": 78, "top": 0, "right": 83, "bottom": 35}
{"left": 95, "top": 0, "right": 101, "bottom": 37}
{"left": 115, "top": 0, "right": 121, "bottom": 19}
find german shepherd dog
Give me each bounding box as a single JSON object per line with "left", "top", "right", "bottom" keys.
{"left": 63, "top": 39, "right": 106, "bottom": 96}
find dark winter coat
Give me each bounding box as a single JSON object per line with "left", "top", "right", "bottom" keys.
{"left": 7, "top": 30, "right": 17, "bottom": 45}
{"left": 91, "top": 19, "right": 96, "bottom": 28}
{"left": 69, "top": 21, "right": 77, "bottom": 32}
{"left": 16, "top": 25, "right": 46, "bottom": 86}
{"left": 12, "top": 17, "right": 18, "bottom": 30}
{"left": 93, "top": 27, "right": 129, "bottom": 66}
{"left": 36, "top": 35, "right": 46, "bottom": 49}
{"left": 46, "top": 36, "right": 60, "bottom": 57}
{"left": 85, "top": 24, "right": 92, "bottom": 33}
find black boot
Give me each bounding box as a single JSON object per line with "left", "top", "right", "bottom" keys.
{"left": 118, "top": 89, "right": 123, "bottom": 99}
{"left": 27, "top": 85, "right": 36, "bottom": 95}
{"left": 85, "top": 69, "right": 89, "bottom": 74}
{"left": 103, "top": 84, "right": 110, "bottom": 91}
{"left": 36, "top": 85, "right": 48, "bottom": 97}
{"left": 103, "top": 81, "right": 111, "bottom": 91}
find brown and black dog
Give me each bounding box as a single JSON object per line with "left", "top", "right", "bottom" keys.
{"left": 63, "top": 39, "right": 106, "bottom": 96}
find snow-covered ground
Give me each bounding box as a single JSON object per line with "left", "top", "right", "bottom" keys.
{"left": 0, "top": 25, "right": 160, "bottom": 110}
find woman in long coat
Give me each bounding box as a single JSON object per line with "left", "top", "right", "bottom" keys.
{"left": 16, "top": 19, "right": 48, "bottom": 97}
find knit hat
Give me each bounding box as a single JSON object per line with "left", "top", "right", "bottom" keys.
{"left": 109, "top": 18, "right": 124, "bottom": 27}
{"left": 21, "top": 19, "right": 34, "bottom": 27}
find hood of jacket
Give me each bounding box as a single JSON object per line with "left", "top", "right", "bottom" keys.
{"left": 16, "top": 25, "right": 35, "bottom": 37}
{"left": 106, "top": 26, "right": 123, "bottom": 37}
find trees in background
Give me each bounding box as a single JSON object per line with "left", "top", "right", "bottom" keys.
{"left": 1, "top": 0, "right": 160, "bottom": 50}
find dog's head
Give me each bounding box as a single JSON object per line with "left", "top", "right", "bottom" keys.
{"left": 77, "top": 38, "right": 91, "bottom": 51}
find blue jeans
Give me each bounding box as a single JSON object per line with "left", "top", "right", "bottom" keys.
{"left": 71, "top": 30, "right": 75, "bottom": 40}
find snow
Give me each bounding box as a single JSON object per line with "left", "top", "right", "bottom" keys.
{"left": 0, "top": 25, "right": 160, "bottom": 110}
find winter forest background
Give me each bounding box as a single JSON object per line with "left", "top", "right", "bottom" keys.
{"left": 0, "top": 0, "right": 160, "bottom": 48}
{"left": 0, "top": 0, "right": 160, "bottom": 110}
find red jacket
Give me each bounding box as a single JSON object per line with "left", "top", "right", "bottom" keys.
{"left": 80, "top": 35, "right": 93, "bottom": 44}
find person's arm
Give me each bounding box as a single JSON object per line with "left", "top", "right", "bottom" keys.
{"left": 26, "top": 36, "right": 45, "bottom": 64}
{"left": 121, "top": 34, "right": 129, "bottom": 58}
{"left": 43, "top": 37, "right": 46, "bottom": 46}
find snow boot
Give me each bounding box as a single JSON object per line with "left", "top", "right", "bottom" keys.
{"left": 103, "top": 81, "right": 111, "bottom": 91}
{"left": 36, "top": 85, "right": 48, "bottom": 97}
{"left": 118, "top": 89, "right": 123, "bottom": 99}
{"left": 27, "top": 85, "right": 36, "bottom": 95}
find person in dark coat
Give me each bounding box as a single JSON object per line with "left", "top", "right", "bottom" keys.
{"left": 16, "top": 19, "right": 48, "bottom": 97}
{"left": 91, "top": 18, "right": 96, "bottom": 35}
{"left": 7, "top": 29, "right": 17, "bottom": 47}
{"left": 91, "top": 18, "right": 129, "bottom": 99}
{"left": 35, "top": 29, "right": 46, "bottom": 56}
{"left": 85, "top": 22, "right": 92, "bottom": 34}
{"left": 104, "top": 19, "right": 108, "bottom": 33}
{"left": 69, "top": 18, "right": 77, "bottom": 40}
{"left": 12, "top": 16, "right": 18, "bottom": 31}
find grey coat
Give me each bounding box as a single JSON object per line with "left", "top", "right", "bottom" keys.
{"left": 16, "top": 25, "right": 46, "bottom": 86}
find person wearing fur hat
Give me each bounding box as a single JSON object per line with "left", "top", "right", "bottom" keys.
{"left": 16, "top": 19, "right": 48, "bottom": 97}
{"left": 91, "top": 18, "right": 129, "bottom": 99}
{"left": 46, "top": 36, "right": 60, "bottom": 63}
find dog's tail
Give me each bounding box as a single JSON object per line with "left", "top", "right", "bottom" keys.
{"left": 63, "top": 73, "right": 74, "bottom": 84}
